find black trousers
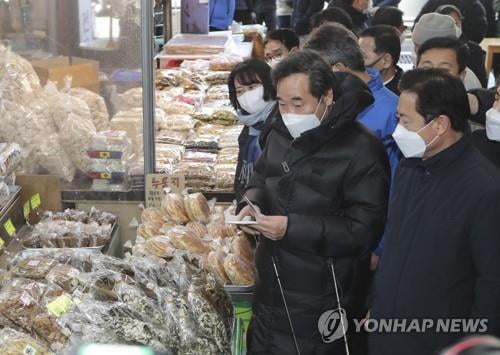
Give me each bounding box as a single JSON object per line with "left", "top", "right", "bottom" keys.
{"left": 234, "top": 10, "right": 255, "bottom": 25}
{"left": 256, "top": 11, "right": 277, "bottom": 31}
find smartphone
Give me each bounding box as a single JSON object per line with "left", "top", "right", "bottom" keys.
{"left": 244, "top": 196, "right": 261, "bottom": 217}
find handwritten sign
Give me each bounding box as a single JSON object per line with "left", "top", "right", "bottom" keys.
{"left": 145, "top": 174, "right": 185, "bottom": 208}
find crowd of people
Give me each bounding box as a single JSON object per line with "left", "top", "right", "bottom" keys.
{"left": 212, "top": 1, "right": 500, "bottom": 354}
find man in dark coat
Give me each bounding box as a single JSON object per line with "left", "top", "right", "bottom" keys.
{"left": 238, "top": 49, "right": 390, "bottom": 354}
{"left": 369, "top": 68, "right": 500, "bottom": 355}
{"left": 254, "top": 0, "right": 277, "bottom": 30}
{"left": 293, "top": 0, "right": 326, "bottom": 35}
{"left": 328, "top": 0, "right": 371, "bottom": 36}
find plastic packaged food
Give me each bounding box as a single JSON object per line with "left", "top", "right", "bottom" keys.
{"left": 185, "top": 135, "right": 220, "bottom": 151}
{"left": 46, "top": 264, "right": 81, "bottom": 292}
{"left": 206, "top": 85, "right": 229, "bottom": 101}
{"left": 183, "top": 151, "right": 217, "bottom": 164}
{"left": 68, "top": 87, "right": 110, "bottom": 131}
{"left": 223, "top": 254, "right": 255, "bottom": 286}
{"left": 184, "top": 193, "right": 211, "bottom": 224}
{"left": 186, "top": 221, "right": 209, "bottom": 239}
{"left": 209, "top": 52, "right": 243, "bottom": 72}
{"left": 215, "top": 164, "right": 237, "bottom": 190}
{"left": 180, "top": 59, "right": 210, "bottom": 72}
{"left": 160, "top": 114, "right": 196, "bottom": 132}
{"left": 0, "top": 143, "right": 22, "bottom": 177}
{"left": 163, "top": 101, "right": 196, "bottom": 115}
{"left": 231, "top": 234, "right": 254, "bottom": 264}
{"left": 0, "top": 328, "right": 52, "bottom": 355}
{"left": 166, "top": 226, "right": 210, "bottom": 254}
{"left": 217, "top": 148, "right": 239, "bottom": 164}
{"left": 201, "top": 71, "right": 231, "bottom": 86}
{"left": 156, "top": 130, "right": 190, "bottom": 145}
{"left": 161, "top": 192, "right": 190, "bottom": 223}
{"left": 145, "top": 236, "right": 176, "bottom": 258}
{"left": 205, "top": 250, "right": 230, "bottom": 284}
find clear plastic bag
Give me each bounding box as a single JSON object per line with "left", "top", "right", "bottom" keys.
{"left": 0, "top": 327, "right": 51, "bottom": 355}
{"left": 223, "top": 253, "right": 255, "bottom": 286}
{"left": 208, "top": 52, "right": 243, "bottom": 72}
{"left": 184, "top": 193, "right": 211, "bottom": 224}
{"left": 0, "top": 143, "right": 22, "bottom": 176}
{"left": 161, "top": 192, "right": 190, "bottom": 223}
{"left": 165, "top": 226, "right": 210, "bottom": 255}
{"left": 67, "top": 87, "right": 110, "bottom": 132}
{"left": 160, "top": 114, "right": 196, "bottom": 132}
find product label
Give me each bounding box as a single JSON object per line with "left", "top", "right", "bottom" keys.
{"left": 0, "top": 237, "right": 4, "bottom": 249}
{"left": 23, "top": 201, "right": 30, "bottom": 219}
{"left": 31, "top": 193, "right": 41, "bottom": 209}
{"left": 23, "top": 344, "right": 37, "bottom": 355}
{"left": 99, "top": 151, "right": 111, "bottom": 159}
{"left": 4, "top": 219, "right": 15, "bottom": 237}
{"left": 27, "top": 260, "right": 40, "bottom": 267}
{"left": 47, "top": 295, "right": 75, "bottom": 318}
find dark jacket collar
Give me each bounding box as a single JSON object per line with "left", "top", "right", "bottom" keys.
{"left": 401, "top": 134, "right": 470, "bottom": 174}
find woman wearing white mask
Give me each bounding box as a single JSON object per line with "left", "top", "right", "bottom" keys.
{"left": 228, "top": 59, "right": 278, "bottom": 201}
{"left": 236, "top": 50, "right": 390, "bottom": 354}
{"left": 472, "top": 85, "right": 500, "bottom": 168}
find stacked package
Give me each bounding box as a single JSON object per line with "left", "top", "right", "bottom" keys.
{"left": 87, "top": 131, "right": 132, "bottom": 191}
{"left": 0, "top": 143, "right": 22, "bottom": 206}
{"left": 21, "top": 208, "right": 117, "bottom": 250}
{"left": 135, "top": 192, "right": 256, "bottom": 287}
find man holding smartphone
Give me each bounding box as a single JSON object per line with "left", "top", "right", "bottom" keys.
{"left": 237, "top": 50, "right": 390, "bottom": 354}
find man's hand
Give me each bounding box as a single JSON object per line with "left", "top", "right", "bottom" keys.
{"left": 252, "top": 215, "right": 288, "bottom": 241}
{"left": 236, "top": 205, "right": 260, "bottom": 236}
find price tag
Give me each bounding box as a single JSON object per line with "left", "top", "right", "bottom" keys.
{"left": 31, "top": 193, "right": 41, "bottom": 209}
{"left": 47, "top": 295, "right": 75, "bottom": 318}
{"left": 99, "top": 151, "right": 111, "bottom": 159}
{"left": 23, "top": 201, "right": 31, "bottom": 219}
{"left": 0, "top": 237, "right": 4, "bottom": 250}
{"left": 4, "top": 219, "right": 15, "bottom": 237}
{"left": 23, "top": 344, "right": 37, "bottom": 355}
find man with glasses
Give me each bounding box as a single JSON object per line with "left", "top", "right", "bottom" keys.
{"left": 264, "top": 29, "right": 300, "bottom": 67}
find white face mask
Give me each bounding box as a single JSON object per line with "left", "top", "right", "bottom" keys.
{"left": 268, "top": 56, "right": 283, "bottom": 68}
{"left": 392, "top": 120, "right": 440, "bottom": 158}
{"left": 282, "top": 96, "right": 329, "bottom": 139}
{"left": 238, "top": 85, "right": 268, "bottom": 116}
{"left": 455, "top": 25, "right": 462, "bottom": 38}
{"left": 486, "top": 107, "right": 500, "bottom": 141}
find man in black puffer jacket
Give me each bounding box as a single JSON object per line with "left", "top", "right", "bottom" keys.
{"left": 238, "top": 50, "right": 390, "bottom": 354}
{"left": 414, "top": 0, "right": 488, "bottom": 43}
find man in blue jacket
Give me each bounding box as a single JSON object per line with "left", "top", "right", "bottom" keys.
{"left": 210, "top": 0, "right": 236, "bottom": 31}
{"left": 305, "top": 23, "right": 401, "bottom": 181}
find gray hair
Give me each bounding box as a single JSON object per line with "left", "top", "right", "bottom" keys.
{"left": 304, "top": 23, "right": 365, "bottom": 72}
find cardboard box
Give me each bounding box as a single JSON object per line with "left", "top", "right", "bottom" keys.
{"left": 31, "top": 56, "right": 100, "bottom": 93}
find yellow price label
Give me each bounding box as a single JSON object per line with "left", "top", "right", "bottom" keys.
{"left": 31, "top": 193, "right": 41, "bottom": 209}
{"left": 23, "top": 201, "right": 30, "bottom": 219}
{"left": 0, "top": 238, "right": 4, "bottom": 250}
{"left": 47, "top": 295, "right": 75, "bottom": 318}
{"left": 99, "top": 151, "right": 111, "bottom": 159}
{"left": 100, "top": 173, "right": 111, "bottom": 179}
{"left": 4, "top": 219, "right": 15, "bottom": 237}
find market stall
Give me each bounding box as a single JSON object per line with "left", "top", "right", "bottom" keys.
{"left": 0, "top": 0, "right": 257, "bottom": 353}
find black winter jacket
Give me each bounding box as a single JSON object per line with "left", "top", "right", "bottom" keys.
{"left": 414, "top": 0, "right": 488, "bottom": 43}
{"left": 370, "top": 136, "right": 500, "bottom": 355}
{"left": 293, "top": 0, "right": 326, "bottom": 35}
{"left": 466, "top": 40, "right": 488, "bottom": 88}
{"left": 328, "top": 0, "right": 370, "bottom": 36}
{"left": 243, "top": 73, "right": 390, "bottom": 353}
